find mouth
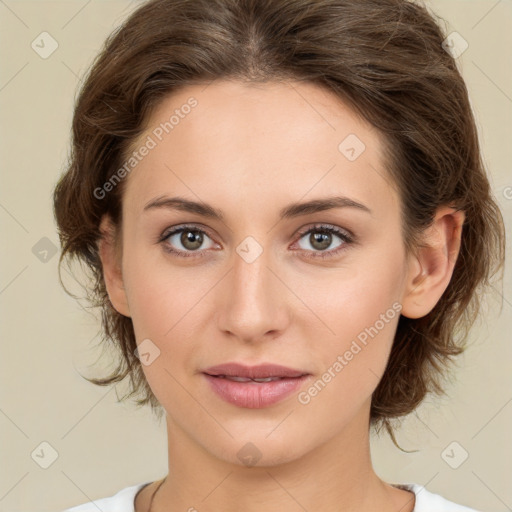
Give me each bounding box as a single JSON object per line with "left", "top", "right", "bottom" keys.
{"left": 202, "top": 362, "right": 310, "bottom": 380}
{"left": 201, "top": 362, "right": 311, "bottom": 408}
{"left": 205, "top": 375, "right": 296, "bottom": 383}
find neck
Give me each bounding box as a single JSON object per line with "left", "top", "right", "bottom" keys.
{"left": 145, "top": 409, "right": 414, "bottom": 512}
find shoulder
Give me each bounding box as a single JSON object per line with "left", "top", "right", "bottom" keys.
{"left": 62, "top": 481, "right": 482, "bottom": 512}
{"left": 61, "top": 482, "right": 150, "bottom": 512}
{"left": 393, "top": 482, "right": 482, "bottom": 512}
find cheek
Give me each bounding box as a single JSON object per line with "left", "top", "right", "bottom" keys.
{"left": 297, "top": 248, "right": 403, "bottom": 344}
{"left": 296, "top": 298, "right": 400, "bottom": 429}
{"left": 122, "top": 257, "right": 204, "bottom": 405}
{"left": 121, "top": 248, "right": 219, "bottom": 385}
{"left": 122, "top": 244, "right": 208, "bottom": 337}
{"left": 296, "top": 255, "right": 404, "bottom": 406}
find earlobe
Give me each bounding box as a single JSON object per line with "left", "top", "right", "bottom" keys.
{"left": 400, "top": 206, "right": 465, "bottom": 319}
{"left": 98, "top": 215, "right": 131, "bottom": 317}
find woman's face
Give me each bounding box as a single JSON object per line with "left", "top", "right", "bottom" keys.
{"left": 110, "top": 79, "right": 420, "bottom": 465}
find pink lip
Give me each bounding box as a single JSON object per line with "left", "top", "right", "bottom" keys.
{"left": 203, "top": 362, "right": 308, "bottom": 379}
{"left": 202, "top": 362, "right": 311, "bottom": 409}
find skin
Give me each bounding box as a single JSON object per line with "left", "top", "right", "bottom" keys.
{"left": 98, "top": 79, "right": 465, "bottom": 512}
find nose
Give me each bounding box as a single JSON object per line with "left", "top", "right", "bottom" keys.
{"left": 216, "top": 239, "right": 290, "bottom": 344}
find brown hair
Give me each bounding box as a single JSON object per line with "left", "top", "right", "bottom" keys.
{"left": 52, "top": 0, "right": 506, "bottom": 440}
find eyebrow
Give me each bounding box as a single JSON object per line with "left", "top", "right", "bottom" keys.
{"left": 143, "top": 194, "right": 372, "bottom": 220}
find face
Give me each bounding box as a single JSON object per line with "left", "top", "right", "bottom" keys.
{"left": 106, "top": 79, "right": 420, "bottom": 466}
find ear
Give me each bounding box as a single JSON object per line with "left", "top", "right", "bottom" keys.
{"left": 98, "top": 215, "right": 131, "bottom": 317}
{"left": 400, "top": 205, "right": 465, "bottom": 319}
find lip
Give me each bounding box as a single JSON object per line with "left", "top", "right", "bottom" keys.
{"left": 202, "top": 362, "right": 311, "bottom": 409}
{"left": 203, "top": 362, "right": 309, "bottom": 379}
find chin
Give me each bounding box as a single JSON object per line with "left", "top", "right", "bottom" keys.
{"left": 206, "top": 433, "right": 309, "bottom": 469}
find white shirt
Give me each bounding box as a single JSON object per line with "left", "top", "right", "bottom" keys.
{"left": 62, "top": 482, "right": 482, "bottom": 511}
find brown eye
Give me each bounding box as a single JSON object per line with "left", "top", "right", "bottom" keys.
{"left": 308, "top": 231, "right": 333, "bottom": 251}
{"left": 294, "top": 224, "right": 354, "bottom": 260}
{"left": 297, "top": 227, "right": 344, "bottom": 253}
{"left": 160, "top": 225, "right": 217, "bottom": 257}
{"left": 179, "top": 229, "right": 204, "bottom": 251}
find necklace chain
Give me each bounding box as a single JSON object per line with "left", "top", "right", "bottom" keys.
{"left": 147, "top": 476, "right": 166, "bottom": 512}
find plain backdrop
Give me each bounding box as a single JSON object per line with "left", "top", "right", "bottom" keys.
{"left": 0, "top": 1, "right": 511, "bottom": 511}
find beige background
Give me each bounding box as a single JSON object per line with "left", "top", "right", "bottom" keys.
{"left": 0, "top": 1, "right": 510, "bottom": 511}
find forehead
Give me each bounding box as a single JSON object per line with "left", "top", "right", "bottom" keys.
{"left": 121, "top": 79, "right": 399, "bottom": 220}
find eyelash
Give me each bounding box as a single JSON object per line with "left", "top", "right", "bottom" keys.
{"left": 158, "top": 223, "right": 354, "bottom": 260}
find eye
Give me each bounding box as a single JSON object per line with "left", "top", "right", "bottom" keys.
{"left": 292, "top": 223, "right": 354, "bottom": 260}
{"left": 158, "top": 222, "right": 354, "bottom": 260}
{"left": 159, "top": 224, "right": 218, "bottom": 258}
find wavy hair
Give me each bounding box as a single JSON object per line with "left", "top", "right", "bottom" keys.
{"left": 52, "top": 0, "right": 506, "bottom": 442}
